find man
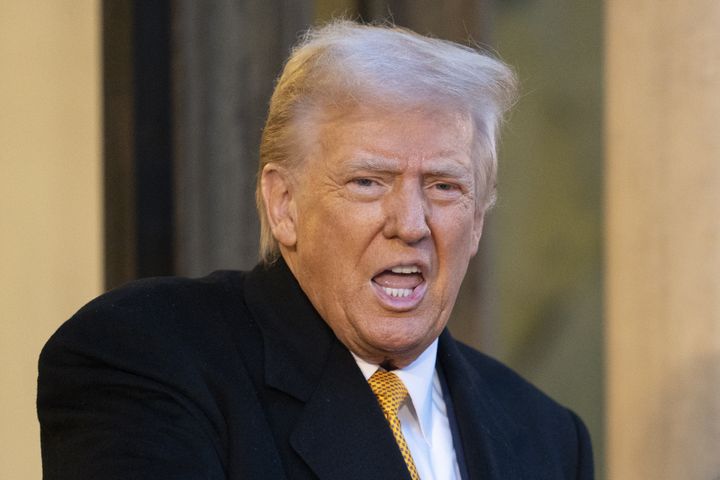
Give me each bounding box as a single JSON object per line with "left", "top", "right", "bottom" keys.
{"left": 38, "top": 21, "right": 593, "bottom": 479}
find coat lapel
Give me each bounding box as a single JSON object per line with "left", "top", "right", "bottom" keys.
{"left": 290, "top": 340, "right": 413, "bottom": 480}
{"left": 244, "top": 260, "right": 412, "bottom": 480}
{"left": 438, "top": 331, "right": 525, "bottom": 480}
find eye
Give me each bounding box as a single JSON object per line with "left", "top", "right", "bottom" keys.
{"left": 346, "top": 176, "right": 386, "bottom": 200}
{"left": 434, "top": 182, "right": 457, "bottom": 192}
{"left": 426, "top": 180, "right": 465, "bottom": 201}
{"left": 352, "top": 178, "right": 377, "bottom": 188}
{"left": 431, "top": 181, "right": 462, "bottom": 193}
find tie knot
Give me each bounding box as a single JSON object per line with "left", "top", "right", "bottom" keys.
{"left": 368, "top": 370, "right": 409, "bottom": 416}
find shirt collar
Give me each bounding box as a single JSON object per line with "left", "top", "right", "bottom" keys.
{"left": 351, "top": 339, "right": 438, "bottom": 440}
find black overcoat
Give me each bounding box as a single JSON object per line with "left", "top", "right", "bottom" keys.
{"left": 38, "top": 259, "right": 593, "bottom": 479}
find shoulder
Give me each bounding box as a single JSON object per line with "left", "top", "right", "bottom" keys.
{"left": 447, "top": 338, "right": 563, "bottom": 413}
{"left": 57, "top": 270, "right": 245, "bottom": 331}
{"left": 453, "top": 340, "right": 560, "bottom": 412}
{"left": 40, "top": 270, "right": 258, "bottom": 384}
{"left": 69, "top": 270, "right": 247, "bottom": 324}
{"left": 441, "top": 334, "right": 594, "bottom": 477}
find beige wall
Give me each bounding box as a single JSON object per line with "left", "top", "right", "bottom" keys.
{"left": 0, "top": 2, "right": 101, "bottom": 478}
{"left": 606, "top": 0, "right": 720, "bottom": 478}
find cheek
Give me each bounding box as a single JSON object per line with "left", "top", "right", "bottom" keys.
{"left": 332, "top": 203, "right": 384, "bottom": 244}
{"left": 299, "top": 202, "right": 380, "bottom": 272}
{"left": 434, "top": 209, "right": 478, "bottom": 251}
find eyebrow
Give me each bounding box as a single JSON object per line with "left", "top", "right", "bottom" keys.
{"left": 424, "top": 163, "right": 473, "bottom": 180}
{"left": 345, "top": 153, "right": 473, "bottom": 179}
{"left": 344, "top": 156, "right": 401, "bottom": 174}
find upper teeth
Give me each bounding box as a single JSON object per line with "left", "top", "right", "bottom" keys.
{"left": 391, "top": 265, "right": 420, "bottom": 274}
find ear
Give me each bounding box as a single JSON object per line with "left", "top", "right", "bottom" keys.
{"left": 260, "top": 164, "right": 298, "bottom": 248}
{"left": 469, "top": 209, "right": 486, "bottom": 257}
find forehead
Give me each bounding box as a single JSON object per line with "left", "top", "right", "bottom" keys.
{"left": 311, "top": 104, "right": 475, "bottom": 170}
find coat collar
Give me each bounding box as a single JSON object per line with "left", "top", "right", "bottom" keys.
{"left": 244, "top": 258, "right": 332, "bottom": 402}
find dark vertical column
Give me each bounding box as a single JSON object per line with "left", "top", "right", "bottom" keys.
{"left": 133, "top": 1, "right": 174, "bottom": 279}
{"left": 172, "top": 0, "right": 314, "bottom": 276}
{"left": 103, "top": 0, "right": 174, "bottom": 288}
{"left": 103, "top": 0, "right": 136, "bottom": 288}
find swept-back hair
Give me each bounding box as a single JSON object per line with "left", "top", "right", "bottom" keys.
{"left": 257, "top": 20, "right": 517, "bottom": 263}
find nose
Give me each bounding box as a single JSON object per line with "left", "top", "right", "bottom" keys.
{"left": 382, "top": 181, "right": 431, "bottom": 244}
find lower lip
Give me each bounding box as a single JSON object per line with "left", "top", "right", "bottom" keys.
{"left": 371, "top": 280, "right": 427, "bottom": 311}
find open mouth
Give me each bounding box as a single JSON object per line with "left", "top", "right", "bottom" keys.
{"left": 371, "top": 265, "right": 425, "bottom": 299}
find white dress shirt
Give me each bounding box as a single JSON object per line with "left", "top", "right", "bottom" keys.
{"left": 352, "top": 340, "right": 461, "bottom": 480}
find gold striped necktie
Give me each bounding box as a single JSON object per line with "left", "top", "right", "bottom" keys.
{"left": 368, "top": 370, "right": 420, "bottom": 480}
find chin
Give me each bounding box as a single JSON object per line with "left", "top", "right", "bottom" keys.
{"left": 362, "top": 326, "right": 430, "bottom": 358}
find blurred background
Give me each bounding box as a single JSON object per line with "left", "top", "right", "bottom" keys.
{"left": 2, "top": 1, "right": 718, "bottom": 479}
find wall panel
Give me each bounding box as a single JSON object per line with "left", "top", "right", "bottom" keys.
{"left": 0, "top": 2, "right": 102, "bottom": 478}
{"left": 606, "top": 1, "right": 720, "bottom": 477}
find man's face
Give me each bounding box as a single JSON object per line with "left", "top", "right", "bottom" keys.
{"left": 280, "top": 105, "right": 485, "bottom": 367}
